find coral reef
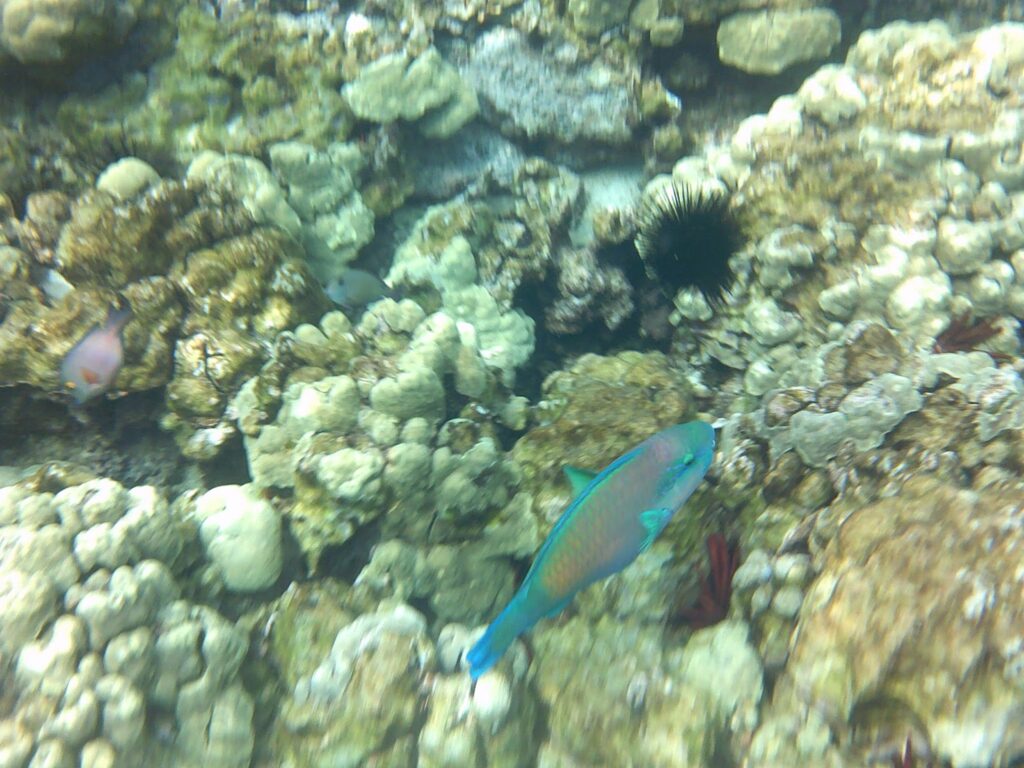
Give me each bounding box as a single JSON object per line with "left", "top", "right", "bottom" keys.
{"left": 0, "top": 0, "right": 137, "bottom": 66}
{"left": 717, "top": 8, "right": 843, "bottom": 75}
{"left": 460, "top": 27, "right": 641, "bottom": 147}
{"left": 2, "top": 4, "right": 1024, "bottom": 767}
{"left": 232, "top": 300, "right": 530, "bottom": 570}
{"left": 268, "top": 584, "right": 539, "bottom": 766}
{"left": 0, "top": 161, "right": 328, "bottom": 458}
{"left": 532, "top": 616, "right": 763, "bottom": 765}
{"left": 752, "top": 477, "right": 1024, "bottom": 766}
{"left": 511, "top": 351, "right": 697, "bottom": 515}
{"left": 0, "top": 473, "right": 257, "bottom": 767}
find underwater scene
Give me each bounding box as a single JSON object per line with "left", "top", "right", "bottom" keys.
{"left": 3, "top": 0, "right": 1024, "bottom": 766}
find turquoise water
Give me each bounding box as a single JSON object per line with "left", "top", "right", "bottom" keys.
{"left": 1, "top": 2, "right": 1023, "bottom": 766}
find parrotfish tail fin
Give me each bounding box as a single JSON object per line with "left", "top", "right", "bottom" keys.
{"left": 466, "top": 595, "right": 534, "bottom": 680}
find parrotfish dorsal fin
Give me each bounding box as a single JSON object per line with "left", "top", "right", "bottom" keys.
{"left": 563, "top": 465, "right": 597, "bottom": 496}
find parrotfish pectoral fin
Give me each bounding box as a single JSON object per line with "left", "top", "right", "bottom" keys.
{"left": 563, "top": 465, "right": 597, "bottom": 496}
{"left": 639, "top": 508, "right": 673, "bottom": 552}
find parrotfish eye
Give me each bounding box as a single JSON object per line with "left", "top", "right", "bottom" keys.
{"left": 681, "top": 452, "right": 694, "bottom": 466}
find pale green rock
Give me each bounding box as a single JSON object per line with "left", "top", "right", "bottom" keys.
{"left": 443, "top": 285, "right": 535, "bottom": 386}
{"left": 280, "top": 601, "right": 432, "bottom": 767}
{"left": 629, "top": 0, "right": 660, "bottom": 31}
{"left": 369, "top": 369, "right": 446, "bottom": 422}
{"left": 935, "top": 216, "right": 995, "bottom": 275}
{"left": 770, "top": 585, "right": 805, "bottom": 619}
{"left": 567, "top": 0, "right": 630, "bottom": 38}
{"left": 312, "top": 447, "right": 385, "bottom": 503}
{"left": 186, "top": 151, "right": 301, "bottom": 239}
{"left": 382, "top": 442, "right": 433, "bottom": 501}
{"left": 418, "top": 677, "right": 480, "bottom": 766}
{"left": 431, "top": 436, "right": 517, "bottom": 533}
{"left": 0, "top": 0, "right": 136, "bottom": 65}
{"left": 676, "top": 620, "right": 764, "bottom": 732}
{"left": 269, "top": 142, "right": 356, "bottom": 217}
{"left": 358, "top": 538, "right": 517, "bottom": 625}
{"left": 0, "top": 569, "right": 58, "bottom": 655}
{"left": 417, "top": 80, "right": 480, "bottom": 139}
{"left": 837, "top": 373, "right": 922, "bottom": 451}
{"left": 234, "top": 298, "right": 524, "bottom": 570}
{"left": 276, "top": 376, "right": 360, "bottom": 437}
{"left": 194, "top": 486, "right": 282, "bottom": 592}
{"left": 269, "top": 141, "right": 375, "bottom": 283}
{"left": 342, "top": 47, "right": 469, "bottom": 127}
{"left": 766, "top": 478, "right": 1024, "bottom": 766}
{"left": 650, "top": 18, "right": 685, "bottom": 47}
{"left": 96, "top": 158, "right": 161, "bottom": 200}
{"left": 718, "top": 8, "right": 841, "bottom": 75}
{"left": 389, "top": 234, "right": 478, "bottom": 293}
{"left": 885, "top": 273, "right": 952, "bottom": 334}
{"left": 246, "top": 424, "right": 297, "bottom": 489}
{"left": 388, "top": 234, "right": 535, "bottom": 385}
{"left": 788, "top": 410, "right": 848, "bottom": 468}
{"left": 305, "top": 207, "right": 376, "bottom": 279}
{"left": 244, "top": 376, "right": 361, "bottom": 490}
{"left": 746, "top": 298, "right": 802, "bottom": 346}
{"left": 797, "top": 65, "right": 867, "bottom": 126}
{"left": 533, "top": 615, "right": 759, "bottom": 766}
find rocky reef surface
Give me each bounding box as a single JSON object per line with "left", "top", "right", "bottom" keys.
{"left": 1, "top": 2, "right": 1024, "bottom": 767}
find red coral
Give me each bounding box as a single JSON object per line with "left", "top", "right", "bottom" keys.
{"left": 673, "top": 533, "right": 741, "bottom": 629}
{"left": 932, "top": 312, "right": 1001, "bottom": 354}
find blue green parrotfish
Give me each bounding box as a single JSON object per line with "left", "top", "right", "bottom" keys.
{"left": 467, "top": 420, "right": 716, "bottom": 680}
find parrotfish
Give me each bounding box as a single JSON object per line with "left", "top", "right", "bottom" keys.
{"left": 60, "top": 306, "right": 133, "bottom": 405}
{"left": 467, "top": 420, "right": 716, "bottom": 680}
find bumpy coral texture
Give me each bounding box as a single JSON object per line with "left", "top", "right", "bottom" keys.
{"left": 0, "top": 0, "right": 136, "bottom": 64}
{"left": 0, "top": 472, "right": 256, "bottom": 768}
{"left": 0, "top": 173, "right": 328, "bottom": 457}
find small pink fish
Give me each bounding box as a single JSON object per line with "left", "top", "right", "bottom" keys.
{"left": 60, "top": 306, "right": 133, "bottom": 404}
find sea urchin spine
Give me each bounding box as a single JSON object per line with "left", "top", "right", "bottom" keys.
{"left": 635, "top": 184, "right": 742, "bottom": 308}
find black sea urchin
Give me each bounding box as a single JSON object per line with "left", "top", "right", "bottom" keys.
{"left": 635, "top": 184, "right": 742, "bottom": 307}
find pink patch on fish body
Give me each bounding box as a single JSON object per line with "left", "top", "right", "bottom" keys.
{"left": 60, "top": 307, "right": 132, "bottom": 404}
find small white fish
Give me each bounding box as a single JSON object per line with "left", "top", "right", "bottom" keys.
{"left": 60, "top": 306, "right": 132, "bottom": 404}
{"left": 324, "top": 268, "right": 395, "bottom": 311}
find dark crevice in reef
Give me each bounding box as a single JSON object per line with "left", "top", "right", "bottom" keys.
{"left": 512, "top": 239, "right": 671, "bottom": 405}
{"left": 648, "top": 21, "right": 842, "bottom": 148}
{"left": 316, "top": 519, "right": 382, "bottom": 585}
{"left": 274, "top": 521, "right": 307, "bottom": 591}
{"left": 199, "top": 428, "right": 252, "bottom": 488}
{"left": 514, "top": 294, "right": 643, "bottom": 406}
{"left": 442, "top": 372, "right": 471, "bottom": 423}
{"left": 0, "top": 387, "right": 192, "bottom": 492}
